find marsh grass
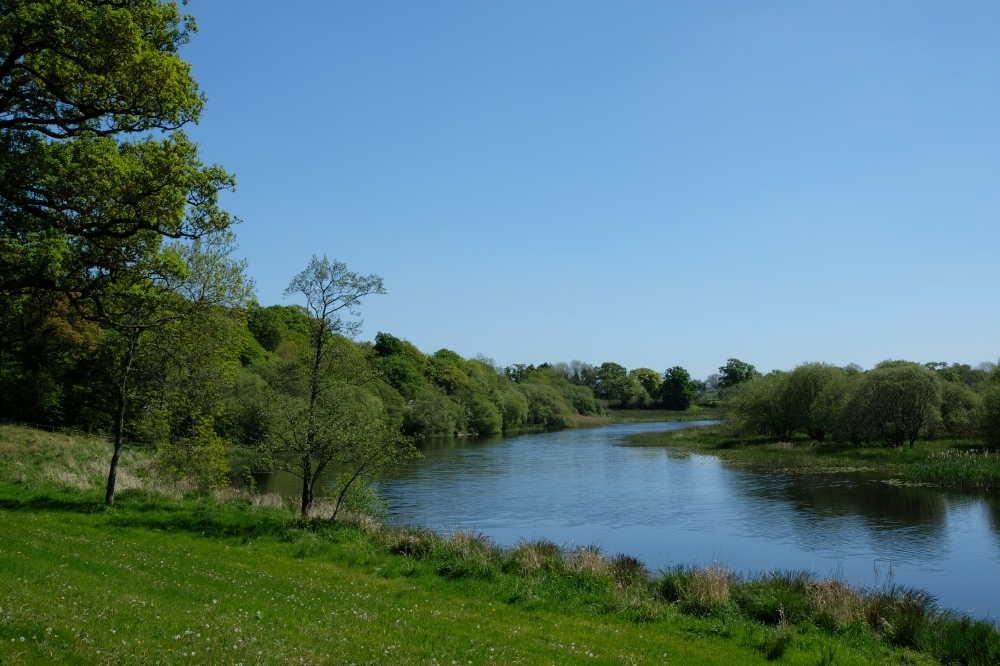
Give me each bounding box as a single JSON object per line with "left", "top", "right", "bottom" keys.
{"left": 4, "top": 424, "right": 1000, "bottom": 664}
{"left": 902, "top": 449, "right": 1000, "bottom": 490}
{"left": 624, "top": 424, "right": 999, "bottom": 488}
{"left": 603, "top": 407, "right": 720, "bottom": 424}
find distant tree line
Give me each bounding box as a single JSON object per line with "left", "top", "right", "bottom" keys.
{"left": 720, "top": 358, "right": 1000, "bottom": 447}
{"left": 505, "top": 361, "right": 705, "bottom": 411}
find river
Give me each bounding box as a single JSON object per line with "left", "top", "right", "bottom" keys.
{"left": 262, "top": 420, "right": 1000, "bottom": 618}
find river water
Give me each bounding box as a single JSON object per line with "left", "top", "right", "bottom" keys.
{"left": 264, "top": 420, "right": 1000, "bottom": 618}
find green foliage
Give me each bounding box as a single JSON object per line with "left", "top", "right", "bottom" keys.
{"left": 158, "top": 414, "right": 230, "bottom": 489}
{"left": 940, "top": 380, "right": 981, "bottom": 436}
{"left": 435, "top": 364, "right": 470, "bottom": 394}
{"left": 661, "top": 366, "right": 697, "bottom": 411}
{"left": 329, "top": 473, "right": 387, "bottom": 519}
{"left": 373, "top": 331, "right": 406, "bottom": 357}
{"left": 786, "top": 363, "right": 845, "bottom": 442}
{"left": 863, "top": 362, "right": 942, "bottom": 448}
{"left": 494, "top": 385, "right": 529, "bottom": 430}
{"left": 629, "top": 367, "right": 662, "bottom": 397}
{"left": 980, "top": 368, "right": 1000, "bottom": 446}
{"left": 594, "top": 361, "right": 632, "bottom": 404}
{"left": 721, "top": 360, "right": 974, "bottom": 449}
{"left": 379, "top": 354, "right": 427, "bottom": 399}
{"left": 519, "top": 382, "right": 576, "bottom": 428}
{"left": 405, "top": 385, "right": 460, "bottom": 436}
{"left": 467, "top": 395, "right": 503, "bottom": 435}
{"left": 217, "top": 368, "right": 272, "bottom": 448}
{"left": 247, "top": 305, "right": 286, "bottom": 352}
{"left": 718, "top": 358, "right": 761, "bottom": 392}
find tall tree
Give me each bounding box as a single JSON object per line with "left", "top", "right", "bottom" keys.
{"left": 97, "top": 234, "right": 250, "bottom": 505}
{"left": 259, "top": 256, "right": 407, "bottom": 517}
{"left": 718, "top": 358, "right": 761, "bottom": 392}
{"left": 660, "top": 366, "right": 697, "bottom": 411}
{"left": 0, "top": 1, "right": 226, "bottom": 296}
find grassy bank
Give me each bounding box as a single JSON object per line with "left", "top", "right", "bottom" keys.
{"left": 623, "top": 424, "right": 1000, "bottom": 490}
{"left": 2, "top": 426, "right": 998, "bottom": 665}
{"left": 601, "top": 406, "right": 721, "bottom": 424}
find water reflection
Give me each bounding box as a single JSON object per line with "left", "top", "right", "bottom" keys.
{"left": 728, "top": 470, "right": 950, "bottom": 557}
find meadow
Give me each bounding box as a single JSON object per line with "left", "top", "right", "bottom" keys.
{"left": 2, "top": 425, "right": 998, "bottom": 665}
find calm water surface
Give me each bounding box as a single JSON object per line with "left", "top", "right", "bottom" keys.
{"left": 271, "top": 421, "right": 1000, "bottom": 617}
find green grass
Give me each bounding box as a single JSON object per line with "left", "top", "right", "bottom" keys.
{"left": 622, "top": 424, "right": 996, "bottom": 484}
{"left": 601, "top": 406, "right": 721, "bottom": 424}
{"left": 3, "top": 424, "right": 998, "bottom": 665}
{"left": 902, "top": 449, "right": 1000, "bottom": 490}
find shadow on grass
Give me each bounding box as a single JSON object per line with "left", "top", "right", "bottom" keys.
{"left": 0, "top": 493, "right": 104, "bottom": 513}
{"left": 0, "top": 489, "right": 293, "bottom": 540}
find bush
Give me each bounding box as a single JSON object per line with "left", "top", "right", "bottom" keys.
{"left": 518, "top": 383, "right": 576, "bottom": 428}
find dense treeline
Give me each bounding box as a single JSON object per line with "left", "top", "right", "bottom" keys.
{"left": 722, "top": 359, "right": 1000, "bottom": 447}
{"left": 505, "top": 360, "right": 705, "bottom": 411}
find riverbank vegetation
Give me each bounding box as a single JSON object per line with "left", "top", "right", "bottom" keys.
{"left": 5, "top": 424, "right": 999, "bottom": 666}
{"left": 625, "top": 359, "right": 1000, "bottom": 490}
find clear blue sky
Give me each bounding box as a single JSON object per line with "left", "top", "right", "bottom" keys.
{"left": 183, "top": 1, "right": 1000, "bottom": 379}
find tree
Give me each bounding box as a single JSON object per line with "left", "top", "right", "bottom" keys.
{"left": 704, "top": 373, "right": 722, "bottom": 392}
{"left": 723, "top": 372, "right": 797, "bottom": 440}
{"left": 0, "top": 1, "right": 230, "bottom": 295}
{"left": 260, "top": 256, "right": 397, "bottom": 516}
{"left": 594, "top": 362, "right": 633, "bottom": 404}
{"left": 96, "top": 234, "right": 250, "bottom": 505}
{"left": 718, "top": 358, "right": 760, "bottom": 392}
{"left": 630, "top": 367, "right": 662, "bottom": 398}
{"left": 861, "top": 362, "right": 942, "bottom": 448}
{"left": 660, "top": 366, "right": 697, "bottom": 411}
{"left": 980, "top": 367, "right": 1000, "bottom": 446}
{"left": 786, "top": 363, "right": 844, "bottom": 441}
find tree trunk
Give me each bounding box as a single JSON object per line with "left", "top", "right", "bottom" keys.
{"left": 301, "top": 454, "right": 312, "bottom": 516}
{"left": 105, "top": 390, "right": 127, "bottom": 506}
{"left": 105, "top": 343, "right": 135, "bottom": 507}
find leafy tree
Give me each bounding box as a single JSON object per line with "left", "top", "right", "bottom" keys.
{"left": 0, "top": 1, "right": 234, "bottom": 297}
{"left": 519, "top": 382, "right": 575, "bottom": 428}
{"left": 435, "top": 364, "right": 469, "bottom": 395}
{"left": 247, "top": 306, "right": 286, "bottom": 352}
{"left": 0, "top": 0, "right": 202, "bottom": 139}
{"left": 467, "top": 395, "right": 503, "bottom": 435}
{"left": 718, "top": 358, "right": 761, "bottom": 392}
{"left": 805, "top": 367, "right": 852, "bottom": 442}
{"left": 494, "top": 385, "right": 529, "bottom": 429}
{"left": 836, "top": 371, "right": 873, "bottom": 446}
{"left": 594, "top": 362, "right": 633, "bottom": 404}
{"left": 861, "top": 362, "right": 942, "bottom": 448}
{"left": 939, "top": 380, "right": 981, "bottom": 436}
{"left": 630, "top": 368, "right": 662, "bottom": 397}
{"left": 95, "top": 235, "right": 249, "bottom": 505}
{"left": 374, "top": 331, "right": 406, "bottom": 358}
{"left": 660, "top": 366, "right": 696, "bottom": 411}
{"left": 980, "top": 367, "right": 1000, "bottom": 446}
{"left": 257, "top": 256, "right": 393, "bottom": 516}
{"left": 379, "top": 354, "right": 427, "bottom": 400}
{"left": 786, "top": 363, "right": 844, "bottom": 441}
{"left": 404, "top": 385, "right": 459, "bottom": 436}
{"left": 723, "top": 372, "right": 797, "bottom": 440}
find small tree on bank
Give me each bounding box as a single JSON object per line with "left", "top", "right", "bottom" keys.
{"left": 95, "top": 235, "right": 250, "bottom": 505}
